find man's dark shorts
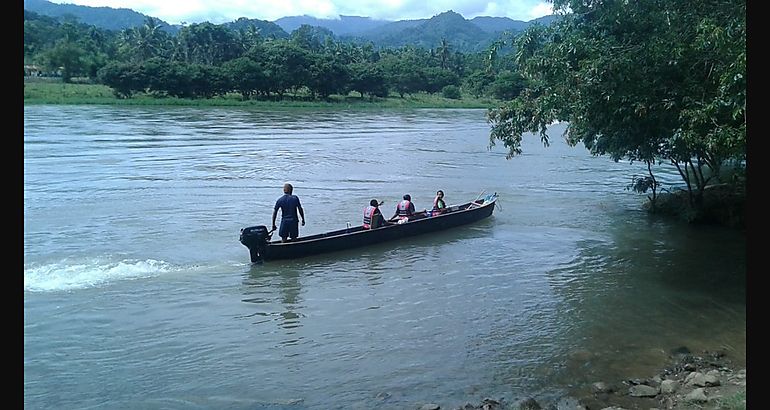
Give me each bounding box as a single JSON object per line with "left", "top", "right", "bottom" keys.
{"left": 279, "top": 219, "right": 299, "bottom": 240}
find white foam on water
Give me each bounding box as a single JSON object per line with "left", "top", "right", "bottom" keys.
{"left": 23, "top": 257, "right": 179, "bottom": 292}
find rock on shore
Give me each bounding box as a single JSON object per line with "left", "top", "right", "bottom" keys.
{"left": 423, "top": 348, "right": 745, "bottom": 410}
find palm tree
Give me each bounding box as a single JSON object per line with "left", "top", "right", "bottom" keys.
{"left": 438, "top": 38, "right": 451, "bottom": 69}
{"left": 117, "top": 17, "right": 166, "bottom": 63}
{"left": 134, "top": 17, "right": 165, "bottom": 61}
{"left": 485, "top": 39, "right": 505, "bottom": 73}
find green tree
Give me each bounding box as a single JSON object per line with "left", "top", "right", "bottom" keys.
{"left": 422, "top": 67, "right": 459, "bottom": 94}
{"left": 378, "top": 51, "right": 425, "bottom": 98}
{"left": 442, "top": 84, "right": 461, "bottom": 99}
{"left": 98, "top": 61, "right": 145, "bottom": 97}
{"left": 348, "top": 62, "right": 387, "bottom": 98}
{"left": 290, "top": 24, "right": 330, "bottom": 52}
{"left": 262, "top": 40, "right": 311, "bottom": 99}
{"left": 116, "top": 17, "right": 172, "bottom": 63}
{"left": 42, "top": 40, "right": 87, "bottom": 82}
{"left": 462, "top": 69, "right": 496, "bottom": 98}
{"left": 306, "top": 53, "right": 350, "bottom": 99}
{"left": 24, "top": 11, "right": 60, "bottom": 59}
{"left": 488, "top": 70, "right": 526, "bottom": 101}
{"left": 221, "top": 57, "right": 267, "bottom": 100}
{"left": 487, "top": 0, "right": 745, "bottom": 214}
{"left": 437, "top": 38, "right": 451, "bottom": 69}
{"left": 235, "top": 22, "right": 263, "bottom": 52}
{"left": 176, "top": 22, "right": 242, "bottom": 66}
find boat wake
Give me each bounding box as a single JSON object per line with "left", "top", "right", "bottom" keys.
{"left": 23, "top": 257, "right": 183, "bottom": 292}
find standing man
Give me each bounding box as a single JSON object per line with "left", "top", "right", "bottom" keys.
{"left": 272, "top": 183, "right": 305, "bottom": 242}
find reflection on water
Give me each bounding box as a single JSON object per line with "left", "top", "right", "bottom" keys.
{"left": 545, "top": 213, "right": 746, "bottom": 392}
{"left": 243, "top": 264, "right": 304, "bottom": 346}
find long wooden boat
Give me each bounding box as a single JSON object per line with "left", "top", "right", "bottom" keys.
{"left": 239, "top": 193, "right": 498, "bottom": 263}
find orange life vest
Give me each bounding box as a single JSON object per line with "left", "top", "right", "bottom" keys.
{"left": 363, "top": 205, "right": 377, "bottom": 229}
{"left": 397, "top": 200, "right": 413, "bottom": 216}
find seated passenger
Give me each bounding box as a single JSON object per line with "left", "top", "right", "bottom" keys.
{"left": 363, "top": 199, "right": 385, "bottom": 229}
{"left": 432, "top": 190, "right": 446, "bottom": 216}
{"left": 391, "top": 194, "right": 415, "bottom": 222}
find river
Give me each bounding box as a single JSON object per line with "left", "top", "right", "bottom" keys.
{"left": 24, "top": 105, "right": 746, "bottom": 409}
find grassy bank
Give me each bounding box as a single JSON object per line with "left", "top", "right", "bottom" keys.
{"left": 23, "top": 80, "right": 502, "bottom": 109}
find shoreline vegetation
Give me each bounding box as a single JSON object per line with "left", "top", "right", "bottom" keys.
{"left": 23, "top": 79, "right": 500, "bottom": 109}
{"left": 648, "top": 186, "right": 746, "bottom": 230}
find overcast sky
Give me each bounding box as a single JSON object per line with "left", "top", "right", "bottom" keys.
{"left": 48, "top": 0, "right": 555, "bottom": 25}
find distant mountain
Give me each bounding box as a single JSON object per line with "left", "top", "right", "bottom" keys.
{"left": 223, "top": 17, "right": 289, "bottom": 39}
{"left": 23, "top": 0, "right": 559, "bottom": 51}
{"left": 468, "top": 14, "right": 560, "bottom": 35}
{"left": 283, "top": 12, "right": 561, "bottom": 50}
{"left": 348, "top": 10, "right": 495, "bottom": 52}
{"left": 351, "top": 18, "right": 424, "bottom": 39}
{"left": 470, "top": 16, "right": 529, "bottom": 33}
{"left": 530, "top": 15, "right": 560, "bottom": 26}
{"left": 23, "top": 0, "right": 180, "bottom": 33}
{"left": 274, "top": 15, "right": 390, "bottom": 36}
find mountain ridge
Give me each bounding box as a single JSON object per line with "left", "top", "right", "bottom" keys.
{"left": 24, "top": 0, "right": 558, "bottom": 51}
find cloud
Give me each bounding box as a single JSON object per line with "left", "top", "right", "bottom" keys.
{"left": 48, "top": 0, "right": 554, "bottom": 24}
{"left": 528, "top": 2, "right": 555, "bottom": 20}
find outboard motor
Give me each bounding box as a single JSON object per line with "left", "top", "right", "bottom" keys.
{"left": 240, "top": 225, "right": 270, "bottom": 263}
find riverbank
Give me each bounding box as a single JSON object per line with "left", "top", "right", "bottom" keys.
{"left": 446, "top": 347, "right": 746, "bottom": 410}
{"left": 23, "top": 80, "right": 500, "bottom": 109}
{"left": 645, "top": 183, "right": 746, "bottom": 229}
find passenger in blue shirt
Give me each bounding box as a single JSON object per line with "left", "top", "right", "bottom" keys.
{"left": 271, "top": 183, "right": 305, "bottom": 242}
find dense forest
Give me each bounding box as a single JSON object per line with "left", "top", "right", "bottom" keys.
{"left": 23, "top": 9, "right": 531, "bottom": 101}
